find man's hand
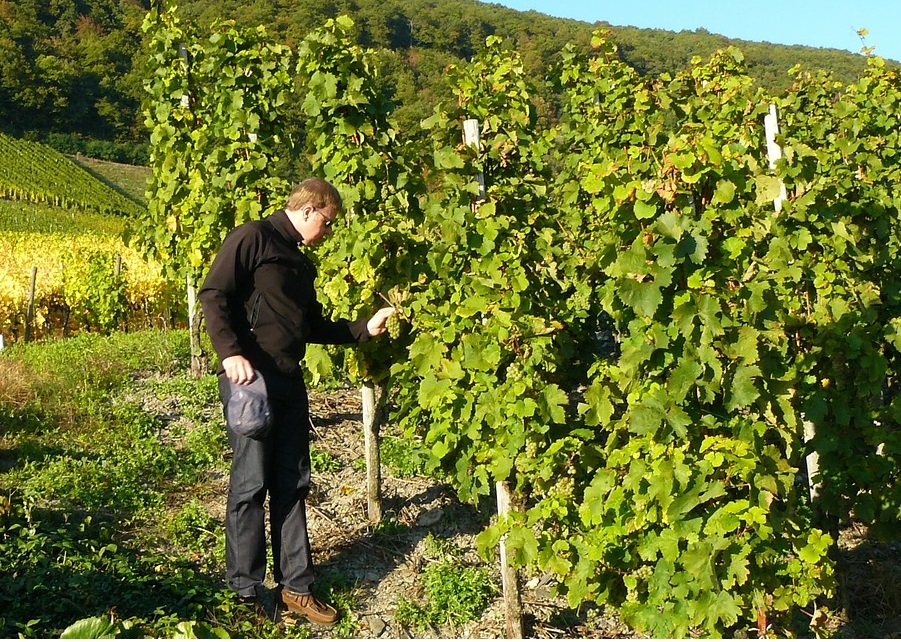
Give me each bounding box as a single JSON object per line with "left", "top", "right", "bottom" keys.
{"left": 222, "top": 354, "right": 256, "bottom": 385}
{"left": 367, "top": 307, "right": 396, "bottom": 336}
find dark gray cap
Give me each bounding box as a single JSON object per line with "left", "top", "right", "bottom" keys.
{"left": 227, "top": 371, "right": 272, "bottom": 439}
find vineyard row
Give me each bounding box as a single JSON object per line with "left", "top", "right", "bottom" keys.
{"left": 0, "top": 133, "right": 144, "bottom": 218}
{"left": 74, "top": 9, "right": 901, "bottom": 637}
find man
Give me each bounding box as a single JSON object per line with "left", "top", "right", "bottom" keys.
{"left": 199, "top": 177, "right": 395, "bottom": 625}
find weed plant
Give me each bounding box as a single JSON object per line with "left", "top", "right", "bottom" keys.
{"left": 380, "top": 432, "right": 428, "bottom": 477}
{"left": 311, "top": 446, "right": 343, "bottom": 473}
{"left": 163, "top": 499, "right": 224, "bottom": 568}
{"left": 350, "top": 429, "right": 428, "bottom": 477}
{"left": 394, "top": 533, "right": 496, "bottom": 633}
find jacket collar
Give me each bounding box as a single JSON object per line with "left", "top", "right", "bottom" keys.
{"left": 269, "top": 210, "right": 305, "bottom": 246}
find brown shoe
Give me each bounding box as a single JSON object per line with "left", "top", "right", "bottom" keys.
{"left": 280, "top": 588, "right": 339, "bottom": 626}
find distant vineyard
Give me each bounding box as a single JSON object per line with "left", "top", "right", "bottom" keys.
{"left": 0, "top": 199, "right": 124, "bottom": 235}
{"left": 1, "top": 199, "right": 183, "bottom": 341}
{"left": 0, "top": 232, "right": 184, "bottom": 341}
{"left": 0, "top": 133, "right": 144, "bottom": 217}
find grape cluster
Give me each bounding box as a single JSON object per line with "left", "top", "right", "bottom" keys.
{"left": 554, "top": 476, "right": 575, "bottom": 498}
{"left": 524, "top": 439, "right": 538, "bottom": 459}
{"left": 386, "top": 311, "right": 402, "bottom": 339}
{"left": 569, "top": 286, "right": 590, "bottom": 312}
{"left": 633, "top": 565, "right": 653, "bottom": 581}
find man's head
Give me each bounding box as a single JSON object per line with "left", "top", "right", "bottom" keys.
{"left": 284, "top": 178, "right": 343, "bottom": 246}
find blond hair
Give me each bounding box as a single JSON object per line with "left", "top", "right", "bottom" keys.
{"left": 285, "top": 178, "right": 342, "bottom": 212}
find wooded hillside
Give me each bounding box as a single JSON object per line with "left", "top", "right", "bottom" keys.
{"left": 0, "top": 0, "right": 883, "bottom": 161}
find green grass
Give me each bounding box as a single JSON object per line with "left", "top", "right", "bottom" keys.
{"left": 70, "top": 156, "right": 152, "bottom": 206}
{"left": 6, "top": 329, "right": 191, "bottom": 408}
{"left": 0, "top": 329, "right": 254, "bottom": 638}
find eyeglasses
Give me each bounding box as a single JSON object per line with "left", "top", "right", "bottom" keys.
{"left": 313, "top": 209, "right": 336, "bottom": 228}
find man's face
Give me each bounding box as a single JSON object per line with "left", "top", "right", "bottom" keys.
{"left": 295, "top": 204, "right": 338, "bottom": 246}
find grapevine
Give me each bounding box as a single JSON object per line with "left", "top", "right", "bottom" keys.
{"left": 135, "top": 2, "right": 295, "bottom": 288}
{"left": 0, "top": 232, "right": 181, "bottom": 340}
{"left": 295, "top": 16, "right": 427, "bottom": 385}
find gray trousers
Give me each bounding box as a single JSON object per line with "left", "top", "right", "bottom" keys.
{"left": 218, "top": 372, "right": 314, "bottom": 597}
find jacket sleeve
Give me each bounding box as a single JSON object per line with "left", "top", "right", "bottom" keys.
{"left": 198, "top": 225, "right": 262, "bottom": 362}
{"left": 305, "top": 294, "right": 373, "bottom": 345}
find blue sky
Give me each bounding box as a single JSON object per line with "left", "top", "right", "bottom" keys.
{"left": 491, "top": 0, "right": 901, "bottom": 63}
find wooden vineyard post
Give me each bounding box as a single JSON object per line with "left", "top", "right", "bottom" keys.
{"left": 24, "top": 266, "right": 37, "bottom": 343}
{"left": 496, "top": 481, "right": 524, "bottom": 639}
{"left": 764, "top": 104, "right": 788, "bottom": 213}
{"left": 803, "top": 419, "right": 821, "bottom": 502}
{"left": 178, "top": 44, "right": 191, "bottom": 109}
{"left": 186, "top": 277, "right": 207, "bottom": 377}
{"left": 463, "top": 117, "right": 524, "bottom": 639}
{"left": 362, "top": 380, "right": 387, "bottom": 523}
{"left": 463, "top": 118, "right": 486, "bottom": 201}
{"left": 766, "top": 103, "right": 820, "bottom": 502}
{"left": 358, "top": 200, "right": 387, "bottom": 524}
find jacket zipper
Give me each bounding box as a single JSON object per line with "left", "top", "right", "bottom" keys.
{"left": 249, "top": 292, "right": 263, "bottom": 330}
